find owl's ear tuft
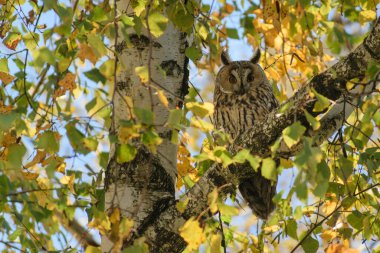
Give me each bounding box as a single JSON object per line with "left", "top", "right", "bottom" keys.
{"left": 221, "top": 50, "right": 231, "bottom": 65}
{"left": 251, "top": 49, "right": 261, "bottom": 64}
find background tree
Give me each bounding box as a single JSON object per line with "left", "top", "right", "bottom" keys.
{"left": 0, "top": 0, "right": 379, "bottom": 253}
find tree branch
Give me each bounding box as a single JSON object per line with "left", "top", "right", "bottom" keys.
{"left": 138, "top": 18, "right": 380, "bottom": 252}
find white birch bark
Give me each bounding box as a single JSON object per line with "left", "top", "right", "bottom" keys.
{"left": 102, "top": 1, "right": 188, "bottom": 251}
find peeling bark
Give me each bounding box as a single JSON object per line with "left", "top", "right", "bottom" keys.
{"left": 135, "top": 18, "right": 380, "bottom": 252}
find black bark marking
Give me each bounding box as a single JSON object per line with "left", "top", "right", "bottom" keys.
{"left": 177, "top": 41, "right": 190, "bottom": 108}
{"left": 129, "top": 34, "right": 162, "bottom": 50}
{"left": 160, "top": 60, "right": 182, "bottom": 77}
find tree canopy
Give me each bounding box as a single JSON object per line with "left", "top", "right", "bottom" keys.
{"left": 0, "top": 0, "right": 379, "bottom": 252}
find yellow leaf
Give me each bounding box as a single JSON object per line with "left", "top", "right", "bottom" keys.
{"left": 85, "top": 246, "right": 102, "bottom": 253}
{"left": 4, "top": 33, "right": 21, "bottom": 50}
{"left": 58, "top": 72, "right": 77, "bottom": 91}
{"left": 190, "top": 117, "right": 214, "bottom": 131}
{"left": 264, "top": 67, "right": 281, "bottom": 82}
{"left": 186, "top": 102, "right": 214, "bottom": 118}
{"left": 210, "top": 233, "right": 222, "bottom": 253}
{"left": 280, "top": 158, "right": 293, "bottom": 168}
{"left": 56, "top": 162, "right": 66, "bottom": 173}
{"left": 60, "top": 174, "right": 76, "bottom": 194}
{"left": 22, "top": 170, "right": 39, "bottom": 180}
{"left": 359, "top": 10, "right": 376, "bottom": 24}
{"left": 120, "top": 218, "right": 134, "bottom": 238}
{"left": 0, "top": 71, "right": 15, "bottom": 85}
{"left": 263, "top": 225, "right": 280, "bottom": 234}
{"left": 24, "top": 150, "right": 47, "bottom": 168}
{"left": 208, "top": 188, "right": 219, "bottom": 214}
{"left": 225, "top": 3, "right": 234, "bottom": 13}
{"left": 325, "top": 244, "right": 359, "bottom": 253}
{"left": 109, "top": 207, "right": 120, "bottom": 224}
{"left": 77, "top": 43, "right": 98, "bottom": 65}
{"left": 322, "top": 194, "right": 338, "bottom": 215}
{"left": 176, "top": 198, "right": 189, "bottom": 213}
{"left": 179, "top": 217, "right": 205, "bottom": 251}
{"left": 157, "top": 90, "right": 169, "bottom": 108}
{"left": 37, "top": 177, "right": 51, "bottom": 189}
{"left": 321, "top": 229, "right": 338, "bottom": 241}
{"left": 88, "top": 216, "right": 111, "bottom": 235}
{"left": 135, "top": 66, "right": 149, "bottom": 83}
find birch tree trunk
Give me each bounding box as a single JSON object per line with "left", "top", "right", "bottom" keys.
{"left": 102, "top": 1, "right": 188, "bottom": 251}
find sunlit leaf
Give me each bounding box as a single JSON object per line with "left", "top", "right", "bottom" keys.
{"left": 147, "top": 11, "right": 168, "bottom": 38}
{"left": 261, "top": 157, "right": 277, "bottom": 181}
{"left": 179, "top": 217, "right": 205, "bottom": 251}
{"left": 282, "top": 121, "right": 306, "bottom": 148}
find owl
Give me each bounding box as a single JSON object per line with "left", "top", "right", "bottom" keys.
{"left": 213, "top": 49, "right": 279, "bottom": 219}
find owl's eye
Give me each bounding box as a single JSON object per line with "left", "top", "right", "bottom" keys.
{"left": 247, "top": 73, "right": 254, "bottom": 82}
{"left": 229, "top": 75, "right": 237, "bottom": 84}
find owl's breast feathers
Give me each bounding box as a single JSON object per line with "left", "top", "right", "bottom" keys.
{"left": 214, "top": 85, "right": 279, "bottom": 139}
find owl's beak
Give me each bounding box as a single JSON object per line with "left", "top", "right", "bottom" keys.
{"left": 238, "top": 86, "right": 245, "bottom": 95}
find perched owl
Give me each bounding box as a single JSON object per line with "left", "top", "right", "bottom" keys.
{"left": 213, "top": 49, "right": 279, "bottom": 219}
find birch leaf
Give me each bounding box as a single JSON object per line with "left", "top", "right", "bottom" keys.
{"left": 179, "top": 217, "right": 205, "bottom": 251}
{"left": 147, "top": 12, "right": 168, "bottom": 38}
{"left": 282, "top": 121, "right": 306, "bottom": 148}
{"left": 135, "top": 66, "right": 149, "bottom": 83}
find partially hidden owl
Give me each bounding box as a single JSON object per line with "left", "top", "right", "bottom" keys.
{"left": 213, "top": 49, "right": 279, "bottom": 219}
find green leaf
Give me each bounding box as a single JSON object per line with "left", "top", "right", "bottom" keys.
{"left": 226, "top": 28, "right": 239, "bottom": 39}
{"left": 218, "top": 202, "right": 239, "bottom": 216}
{"left": 8, "top": 227, "right": 22, "bottom": 241}
{"left": 90, "top": 6, "right": 108, "bottom": 22}
{"left": 7, "top": 144, "right": 26, "bottom": 168}
{"left": 303, "top": 109, "right": 320, "bottom": 130}
{"left": 233, "top": 149, "right": 261, "bottom": 171}
{"left": 65, "top": 123, "right": 91, "bottom": 155}
{"left": 185, "top": 46, "right": 202, "bottom": 62}
{"left": 134, "top": 107, "right": 154, "bottom": 125}
{"left": 147, "top": 11, "right": 168, "bottom": 37}
{"left": 167, "top": 109, "right": 183, "bottom": 129}
{"left": 131, "top": 0, "right": 147, "bottom": 17}
{"left": 84, "top": 68, "right": 106, "bottom": 84}
{"left": 167, "top": 2, "right": 194, "bottom": 31}
{"left": 300, "top": 234, "right": 319, "bottom": 253}
{"left": 87, "top": 34, "right": 107, "bottom": 58}
{"left": 286, "top": 219, "right": 298, "bottom": 240}
{"left": 141, "top": 130, "right": 162, "bottom": 153}
{"left": 0, "top": 112, "right": 18, "bottom": 131}
{"left": 261, "top": 158, "right": 277, "bottom": 181}
{"left": 37, "top": 131, "right": 60, "bottom": 153}
{"left": 0, "top": 58, "right": 9, "bottom": 72}
{"left": 337, "top": 157, "right": 353, "bottom": 183}
{"left": 311, "top": 88, "right": 330, "bottom": 112}
{"left": 120, "top": 15, "right": 135, "bottom": 26}
{"left": 347, "top": 211, "right": 364, "bottom": 230}
{"left": 116, "top": 144, "right": 137, "bottom": 163}
{"left": 86, "top": 97, "right": 98, "bottom": 112}
{"left": 282, "top": 121, "right": 306, "bottom": 148}
{"left": 22, "top": 32, "right": 40, "bottom": 50}
{"left": 213, "top": 147, "right": 233, "bottom": 167}
{"left": 296, "top": 182, "right": 308, "bottom": 202}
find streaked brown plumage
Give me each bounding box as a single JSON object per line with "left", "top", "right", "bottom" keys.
{"left": 213, "top": 49, "right": 279, "bottom": 219}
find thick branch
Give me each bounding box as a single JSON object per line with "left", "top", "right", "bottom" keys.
{"left": 140, "top": 18, "right": 380, "bottom": 252}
